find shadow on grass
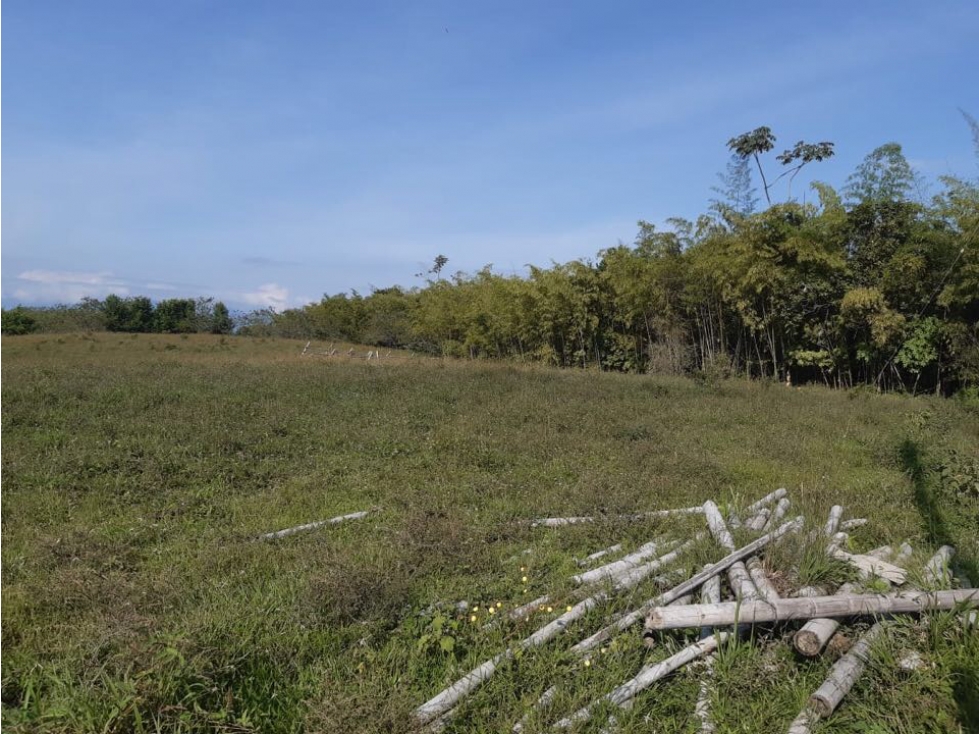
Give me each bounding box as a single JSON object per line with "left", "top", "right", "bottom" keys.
{"left": 899, "top": 438, "right": 979, "bottom": 731}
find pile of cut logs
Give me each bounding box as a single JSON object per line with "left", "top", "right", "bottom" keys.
{"left": 408, "top": 489, "right": 977, "bottom": 732}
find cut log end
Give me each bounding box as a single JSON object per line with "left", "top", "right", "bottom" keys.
{"left": 794, "top": 629, "right": 827, "bottom": 657}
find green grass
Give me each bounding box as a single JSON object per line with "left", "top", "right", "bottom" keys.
{"left": 2, "top": 333, "right": 977, "bottom": 733}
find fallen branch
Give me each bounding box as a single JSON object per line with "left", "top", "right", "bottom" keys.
{"left": 258, "top": 510, "right": 369, "bottom": 540}
{"left": 644, "top": 589, "right": 978, "bottom": 632}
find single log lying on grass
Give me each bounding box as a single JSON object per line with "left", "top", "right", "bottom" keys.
{"left": 554, "top": 633, "right": 730, "bottom": 728}
{"left": 840, "top": 518, "right": 868, "bottom": 531}
{"left": 826, "top": 531, "right": 849, "bottom": 555}
{"left": 793, "top": 582, "right": 860, "bottom": 657}
{"left": 259, "top": 510, "right": 369, "bottom": 540}
{"left": 573, "top": 517, "right": 804, "bottom": 655}
{"left": 831, "top": 550, "right": 907, "bottom": 584}
{"left": 575, "top": 544, "right": 623, "bottom": 567}
{"left": 809, "top": 623, "right": 883, "bottom": 716}
{"left": 745, "top": 556, "right": 780, "bottom": 601}
{"left": 529, "top": 506, "right": 704, "bottom": 528}
{"left": 644, "top": 589, "right": 978, "bottom": 632}
{"left": 823, "top": 505, "right": 843, "bottom": 537}
{"left": 896, "top": 542, "right": 913, "bottom": 562}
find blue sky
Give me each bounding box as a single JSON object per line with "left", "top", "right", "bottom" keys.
{"left": 3, "top": 1, "right": 978, "bottom": 310}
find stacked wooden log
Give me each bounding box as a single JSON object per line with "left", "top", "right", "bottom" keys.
{"left": 410, "top": 491, "right": 978, "bottom": 732}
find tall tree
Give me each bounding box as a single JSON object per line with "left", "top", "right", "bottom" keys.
{"left": 843, "top": 143, "right": 919, "bottom": 205}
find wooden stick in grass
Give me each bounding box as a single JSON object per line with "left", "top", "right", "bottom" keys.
{"left": 744, "top": 507, "right": 771, "bottom": 531}
{"left": 644, "top": 589, "right": 979, "bottom": 632}
{"left": 554, "top": 633, "right": 730, "bottom": 728}
{"left": 808, "top": 623, "right": 883, "bottom": 717}
{"left": 413, "top": 549, "right": 688, "bottom": 724}
{"left": 573, "top": 517, "right": 804, "bottom": 655}
{"left": 762, "top": 497, "right": 792, "bottom": 531}
{"left": 745, "top": 556, "right": 779, "bottom": 601}
{"left": 259, "top": 510, "right": 369, "bottom": 540}
{"left": 840, "top": 518, "right": 867, "bottom": 531}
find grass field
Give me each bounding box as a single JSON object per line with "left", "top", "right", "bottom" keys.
{"left": 2, "top": 333, "right": 978, "bottom": 733}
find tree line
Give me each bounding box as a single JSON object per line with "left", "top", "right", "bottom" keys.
{"left": 4, "top": 124, "right": 977, "bottom": 394}
{"left": 2, "top": 296, "right": 234, "bottom": 336}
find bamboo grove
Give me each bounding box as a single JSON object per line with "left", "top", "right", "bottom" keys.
{"left": 267, "top": 136, "right": 979, "bottom": 395}
{"left": 5, "top": 131, "right": 978, "bottom": 395}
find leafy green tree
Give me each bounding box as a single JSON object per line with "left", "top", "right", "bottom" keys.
{"left": 844, "top": 143, "right": 919, "bottom": 205}
{"left": 1, "top": 307, "right": 38, "bottom": 335}
{"left": 154, "top": 299, "right": 197, "bottom": 333}
{"left": 211, "top": 302, "right": 234, "bottom": 334}
{"left": 728, "top": 127, "right": 834, "bottom": 204}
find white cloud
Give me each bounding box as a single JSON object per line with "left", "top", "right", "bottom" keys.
{"left": 13, "top": 270, "right": 130, "bottom": 304}
{"left": 239, "top": 283, "right": 291, "bottom": 311}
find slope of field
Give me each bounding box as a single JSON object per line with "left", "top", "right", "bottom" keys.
{"left": 2, "top": 333, "right": 977, "bottom": 733}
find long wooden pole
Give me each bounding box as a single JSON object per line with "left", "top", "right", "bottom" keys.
{"left": 644, "top": 589, "right": 978, "bottom": 631}
{"left": 259, "top": 510, "right": 369, "bottom": 540}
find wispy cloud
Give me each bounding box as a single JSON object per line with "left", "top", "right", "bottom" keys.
{"left": 14, "top": 270, "right": 129, "bottom": 304}
{"left": 239, "top": 283, "right": 292, "bottom": 310}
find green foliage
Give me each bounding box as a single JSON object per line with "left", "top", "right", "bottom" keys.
{"left": 1, "top": 307, "right": 38, "bottom": 335}
{"left": 844, "top": 142, "right": 919, "bottom": 205}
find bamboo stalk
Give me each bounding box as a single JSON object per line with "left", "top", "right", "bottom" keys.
{"left": 762, "top": 497, "right": 791, "bottom": 531}
{"left": 554, "top": 634, "right": 729, "bottom": 728}
{"left": 575, "top": 544, "right": 624, "bottom": 567}
{"left": 744, "top": 507, "right": 771, "bottom": 531}
{"left": 840, "top": 518, "right": 868, "bottom": 531}
{"left": 745, "top": 556, "right": 780, "bottom": 601}
{"left": 511, "top": 685, "right": 558, "bottom": 733}
{"left": 695, "top": 569, "right": 722, "bottom": 733}
{"left": 529, "top": 506, "right": 704, "bottom": 528}
{"left": 574, "top": 517, "right": 803, "bottom": 655}
{"left": 258, "top": 510, "right": 369, "bottom": 540}
{"left": 923, "top": 545, "right": 955, "bottom": 586}
{"left": 572, "top": 539, "right": 668, "bottom": 585}
{"left": 703, "top": 501, "right": 759, "bottom": 601}
{"left": 744, "top": 487, "right": 788, "bottom": 516}
{"left": 645, "top": 589, "right": 978, "bottom": 632}
{"left": 793, "top": 582, "right": 860, "bottom": 657}
{"left": 809, "top": 624, "right": 883, "bottom": 716}
{"left": 414, "top": 553, "right": 687, "bottom": 723}
{"left": 823, "top": 505, "right": 843, "bottom": 537}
